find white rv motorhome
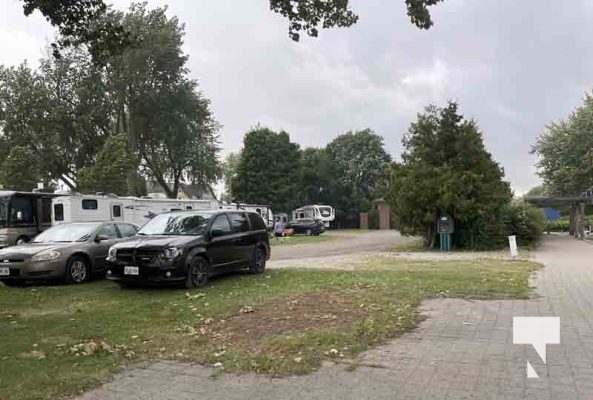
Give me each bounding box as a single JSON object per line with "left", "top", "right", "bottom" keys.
{"left": 219, "top": 203, "right": 274, "bottom": 230}
{"left": 52, "top": 195, "right": 219, "bottom": 227}
{"left": 291, "top": 205, "right": 335, "bottom": 227}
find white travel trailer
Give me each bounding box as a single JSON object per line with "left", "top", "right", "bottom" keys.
{"left": 52, "top": 194, "right": 219, "bottom": 227}
{"left": 219, "top": 203, "right": 274, "bottom": 230}
{"left": 291, "top": 205, "right": 335, "bottom": 227}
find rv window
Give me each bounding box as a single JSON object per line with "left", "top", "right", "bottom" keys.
{"left": 54, "top": 204, "right": 64, "bottom": 221}
{"left": 82, "top": 199, "right": 98, "bottom": 210}
{"left": 112, "top": 205, "right": 122, "bottom": 218}
{"left": 170, "top": 208, "right": 182, "bottom": 211}
{"left": 42, "top": 198, "right": 52, "bottom": 224}
{"left": 186, "top": 206, "right": 193, "bottom": 210}
{"left": 10, "top": 196, "right": 35, "bottom": 225}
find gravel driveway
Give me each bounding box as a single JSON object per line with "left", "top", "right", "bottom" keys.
{"left": 270, "top": 230, "right": 413, "bottom": 261}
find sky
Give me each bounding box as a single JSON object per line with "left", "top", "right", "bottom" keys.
{"left": 2, "top": 0, "right": 593, "bottom": 195}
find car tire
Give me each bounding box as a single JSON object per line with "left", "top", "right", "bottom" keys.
{"left": 65, "top": 256, "right": 90, "bottom": 284}
{"left": 15, "top": 236, "right": 28, "bottom": 245}
{"left": 185, "top": 256, "right": 210, "bottom": 289}
{"left": 249, "top": 246, "right": 266, "bottom": 274}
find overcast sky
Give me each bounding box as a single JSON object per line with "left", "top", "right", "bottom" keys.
{"left": 2, "top": 0, "right": 593, "bottom": 194}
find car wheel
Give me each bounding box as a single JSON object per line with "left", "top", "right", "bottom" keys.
{"left": 15, "top": 236, "right": 28, "bottom": 245}
{"left": 65, "top": 256, "right": 90, "bottom": 284}
{"left": 250, "top": 246, "right": 266, "bottom": 274}
{"left": 185, "top": 256, "right": 210, "bottom": 289}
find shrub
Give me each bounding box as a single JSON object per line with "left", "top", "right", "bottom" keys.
{"left": 501, "top": 202, "right": 546, "bottom": 246}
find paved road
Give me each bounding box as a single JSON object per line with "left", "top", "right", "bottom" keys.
{"left": 270, "top": 230, "right": 411, "bottom": 261}
{"left": 79, "top": 235, "right": 593, "bottom": 400}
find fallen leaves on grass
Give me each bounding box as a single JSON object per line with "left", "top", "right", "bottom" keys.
{"left": 63, "top": 340, "right": 135, "bottom": 359}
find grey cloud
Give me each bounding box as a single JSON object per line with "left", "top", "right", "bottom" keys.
{"left": 3, "top": 0, "right": 593, "bottom": 193}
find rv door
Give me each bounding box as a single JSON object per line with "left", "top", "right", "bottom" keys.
{"left": 111, "top": 203, "right": 124, "bottom": 221}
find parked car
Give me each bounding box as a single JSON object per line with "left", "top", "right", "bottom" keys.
{"left": 287, "top": 218, "right": 325, "bottom": 236}
{"left": 106, "top": 210, "right": 271, "bottom": 288}
{"left": 0, "top": 222, "right": 138, "bottom": 285}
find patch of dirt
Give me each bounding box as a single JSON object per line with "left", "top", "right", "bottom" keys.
{"left": 199, "top": 291, "right": 366, "bottom": 347}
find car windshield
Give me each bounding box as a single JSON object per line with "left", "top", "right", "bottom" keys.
{"left": 0, "top": 198, "right": 7, "bottom": 228}
{"left": 32, "top": 223, "right": 99, "bottom": 243}
{"left": 137, "top": 213, "right": 211, "bottom": 236}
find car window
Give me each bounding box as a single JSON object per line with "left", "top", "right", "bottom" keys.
{"left": 229, "top": 212, "right": 250, "bottom": 233}
{"left": 210, "top": 214, "right": 233, "bottom": 235}
{"left": 248, "top": 213, "right": 267, "bottom": 230}
{"left": 116, "top": 223, "right": 137, "bottom": 238}
{"left": 96, "top": 224, "right": 118, "bottom": 239}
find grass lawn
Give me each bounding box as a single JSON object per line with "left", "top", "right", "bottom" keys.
{"left": 0, "top": 258, "right": 541, "bottom": 400}
{"left": 270, "top": 234, "right": 335, "bottom": 246}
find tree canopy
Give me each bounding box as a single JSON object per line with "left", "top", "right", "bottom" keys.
{"left": 0, "top": 4, "right": 221, "bottom": 197}
{"left": 19, "top": 0, "right": 444, "bottom": 59}
{"left": 532, "top": 94, "right": 593, "bottom": 196}
{"left": 389, "top": 103, "right": 513, "bottom": 249}
{"left": 326, "top": 129, "right": 392, "bottom": 213}
{"left": 232, "top": 127, "right": 301, "bottom": 212}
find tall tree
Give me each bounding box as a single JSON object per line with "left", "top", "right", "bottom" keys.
{"left": 77, "top": 134, "right": 136, "bottom": 195}
{"left": 0, "top": 49, "right": 110, "bottom": 190}
{"left": 532, "top": 95, "right": 593, "bottom": 196}
{"left": 389, "top": 103, "right": 512, "bottom": 249}
{"left": 298, "top": 147, "right": 338, "bottom": 206}
{"left": 326, "top": 129, "right": 392, "bottom": 213}
{"left": 105, "top": 4, "right": 220, "bottom": 197}
{"left": 233, "top": 126, "right": 301, "bottom": 212}
{"left": 0, "top": 146, "right": 47, "bottom": 191}
{"left": 221, "top": 151, "right": 242, "bottom": 203}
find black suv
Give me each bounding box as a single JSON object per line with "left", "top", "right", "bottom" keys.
{"left": 106, "top": 210, "right": 270, "bottom": 288}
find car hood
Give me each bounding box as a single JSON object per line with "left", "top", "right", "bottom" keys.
{"left": 0, "top": 242, "right": 71, "bottom": 258}
{"left": 111, "top": 235, "right": 205, "bottom": 250}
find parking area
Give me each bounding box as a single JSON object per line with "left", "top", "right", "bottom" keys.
{"left": 74, "top": 235, "right": 593, "bottom": 400}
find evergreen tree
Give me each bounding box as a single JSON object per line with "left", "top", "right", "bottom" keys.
{"left": 389, "top": 102, "right": 512, "bottom": 249}
{"left": 233, "top": 126, "right": 300, "bottom": 212}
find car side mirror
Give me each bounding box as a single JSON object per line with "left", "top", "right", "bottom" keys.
{"left": 210, "top": 228, "right": 226, "bottom": 238}
{"left": 95, "top": 235, "right": 110, "bottom": 242}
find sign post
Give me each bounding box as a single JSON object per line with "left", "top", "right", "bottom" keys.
{"left": 437, "top": 213, "right": 454, "bottom": 252}
{"left": 508, "top": 235, "right": 518, "bottom": 260}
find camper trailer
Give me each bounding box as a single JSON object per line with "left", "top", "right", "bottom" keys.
{"left": 52, "top": 195, "right": 219, "bottom": 227}
{"left": 291, "top": 205, "right": 335, "bottom": 227}
{"left": 0, "top": 191, "right": 64, "bottom": 247}
{"left": 220, "top": 203, "right": 274, "bottom": 230}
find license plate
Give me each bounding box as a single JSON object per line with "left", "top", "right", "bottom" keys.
{"left": 124, "top": 266, "right": 139, "bottom": 276}
{"left": 0, "top": 267, "right": 9, "bottom": 276}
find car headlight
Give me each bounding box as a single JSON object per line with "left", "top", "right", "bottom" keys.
{"left": 107, "top": 247, "right": 117, "bottom": 261}
{"left": 31, "top": 250, "right": 61, "bottom": 262}
{"left": 159, "top": 247, "right": 182, "bottom": 259}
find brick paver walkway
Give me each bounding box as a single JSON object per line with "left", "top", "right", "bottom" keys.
{"left": 79, "top": 235, "right": 593, "bottom": 400}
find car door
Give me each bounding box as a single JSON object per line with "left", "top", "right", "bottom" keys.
{"left": 207, "top": 214, "right": 235, "bottom": 269}
{"left": 91, "top": 223, "right": 120, "bottom": 271}
{"left": 228, "top": 212, "right": 253, "bottom": 263}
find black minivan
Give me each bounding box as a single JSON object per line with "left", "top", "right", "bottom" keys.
{"left": 106, "top": 210, "right": 270, "bottom": 288}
